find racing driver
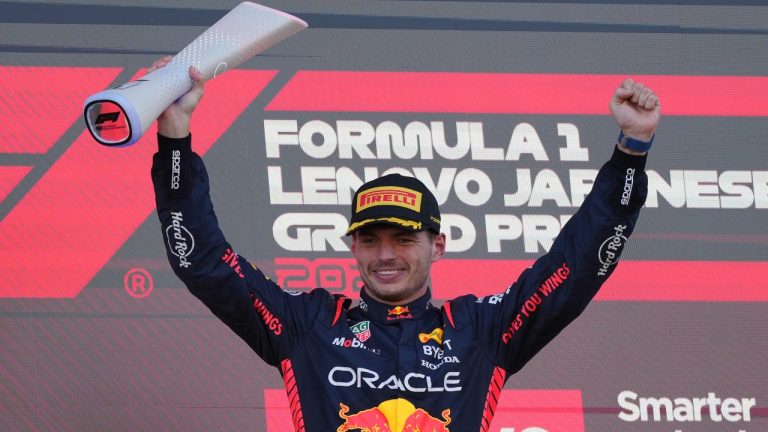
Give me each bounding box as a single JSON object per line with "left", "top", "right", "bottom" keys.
{"left": 150, "top": 57, "right": 660, "bottom": 431}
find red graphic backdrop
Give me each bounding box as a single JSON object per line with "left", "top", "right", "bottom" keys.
{"left": 3, "top": 70, "right": 766, "bottom": 301}
{"left": 266, "top": 72, "right": 768, "bottom": 116}
{"left": 0, "top": 67, "right": 277, "bottom": 298}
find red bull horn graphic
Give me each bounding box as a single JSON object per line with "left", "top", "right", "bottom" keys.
{"left": 388, "top": 306, "right": 409, "bottom": 316}
{"left": 386, "top": 305, "right": 414, "bottom": 321}
{"left": 419, "top": 327, "right": 444, "bottom": 344}
{"left": 338, "top": 398, "right": 451, "bottom": 432}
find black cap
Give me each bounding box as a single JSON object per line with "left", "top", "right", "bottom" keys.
{"left": 346, "top": 174, "right": 441, "bottom": 235}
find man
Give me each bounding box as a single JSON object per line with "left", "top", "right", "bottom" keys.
{"left": 151, "top": 57, "right": 659, "bottom": 431}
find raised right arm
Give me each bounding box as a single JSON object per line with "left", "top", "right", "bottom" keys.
{"left": 151, "top": 60, "right": 331, "bottom": 366}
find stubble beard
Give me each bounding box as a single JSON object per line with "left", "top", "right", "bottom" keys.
{"left": 361, "top": 270, "right": 428, "bottom": 304}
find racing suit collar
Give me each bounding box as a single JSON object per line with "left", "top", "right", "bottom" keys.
{"left": 358, "top": 287, "right": 433, "bottom": 324}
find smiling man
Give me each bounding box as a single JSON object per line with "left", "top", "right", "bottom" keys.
{"left": 151, "top": 57, "right": 659, "bottom": 431}
{"left": 347, "top": 173, "right": 446, "bottom": 305}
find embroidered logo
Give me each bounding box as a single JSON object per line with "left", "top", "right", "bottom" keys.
{"left": 350, "top": 320, "right": 371, "bottom": 342}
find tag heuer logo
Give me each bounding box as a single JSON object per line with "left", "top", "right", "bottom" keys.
{"left": 350, "top": 321, "right": 371, "bottom": 342}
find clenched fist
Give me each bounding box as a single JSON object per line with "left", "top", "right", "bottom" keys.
{"left": 610, "top": 78, "right": 661, "bottom": 155}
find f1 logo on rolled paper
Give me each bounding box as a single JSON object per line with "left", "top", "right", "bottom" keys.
{"left": 94, "top": 111, "right": 121, "bottom": 125}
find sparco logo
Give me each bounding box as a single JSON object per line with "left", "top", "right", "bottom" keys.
{"left": 170, "top": 150, "right": 181, "bottom": 190}
{"left": 166, "top": 211, "right": 194, "bottom": 268}
{"left": 621, "top": 168, "right": 635, "bottom": 206}
{"left": 597, "top": 224, "right": 627, "bottom": 276}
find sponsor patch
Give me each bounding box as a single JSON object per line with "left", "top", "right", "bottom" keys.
{"left": 221, "top": 248, "right": 244, "bottom": 278}
{"left": 387, "top": 305, "right": 413, "bottom": 321}
{"left": 419, "top": 327, "right": 444, "bottom": 344}
{"left": 251, "top": 295, "right": 282, "bottom": 336}
{"left": 331, "top": 337, "right": 380, "bottom": 355}
{"left": 170, "top": 149, "right": 181, "bottom": 190}
{"left": 621, "top": 168, "right": 635, "bottom": 206}
{"left": 597, "top": 224, "right": 627, "bottom": 276}
{"left": 328, "top": 366, "right": 461, "bottom": 392}
{"left": 350, "top": 320, "right": 371, "bottom": 342}
{"left": 165, "top": 211, "right": 194, "bottom": 268}
{"left": 356, "top": 186, "right": 422, "bottom": 213}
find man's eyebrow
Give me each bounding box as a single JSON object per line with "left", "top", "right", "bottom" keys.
{"left": 357, "top": 229, "right": 416, "bottom": 238}
{"left": 392, "top": 231, "right": 418, "bottom": 238}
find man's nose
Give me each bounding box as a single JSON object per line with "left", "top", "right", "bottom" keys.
{"left": 377, "top": 240, "right": 397, "bottom": 260}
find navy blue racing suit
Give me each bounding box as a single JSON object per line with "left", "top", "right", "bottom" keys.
{"left": 153, "top": 133, "right": 647, "bottom": 432}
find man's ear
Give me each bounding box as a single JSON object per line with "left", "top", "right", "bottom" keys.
{"left": 349, "top": 232, "right": 356, "bottom": 254}
{"left": 431, "top": 233, "right": 446, "bottom": 262}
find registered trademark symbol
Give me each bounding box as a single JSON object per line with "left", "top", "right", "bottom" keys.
{"left": 124, "top": 268, "right": 153, "bottom": 299}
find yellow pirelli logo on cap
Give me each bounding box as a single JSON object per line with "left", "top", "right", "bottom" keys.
{"left": 357, "top": 186, "right": 422, "bottom": 213}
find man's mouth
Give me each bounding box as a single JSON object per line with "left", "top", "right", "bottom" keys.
{"left": 372, "top": 267, "right": 405, "bottom": 282}
{"left": 377, "top": 269, "right": 399, "bottom": 275}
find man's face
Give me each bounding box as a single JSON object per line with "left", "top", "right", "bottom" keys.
{"left": 351, "top": 225, "right": 446, "bottom": 305}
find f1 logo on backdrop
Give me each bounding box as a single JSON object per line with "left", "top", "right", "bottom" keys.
{"left": 0, "top": 66, "right": 277, "bottom": 298}
{"left": 264, "top": 388, "right": 585, "bottom": 431}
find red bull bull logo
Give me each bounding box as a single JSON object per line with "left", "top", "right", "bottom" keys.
{"left": 338, "top": 398, "right": 451, "bottom": 432}
{"left": 388, "top": 306, "right": 409, "bottom": 316}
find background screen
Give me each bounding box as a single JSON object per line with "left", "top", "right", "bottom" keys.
{"left": 1, "top": 1, "right": 766, "bottom": 431}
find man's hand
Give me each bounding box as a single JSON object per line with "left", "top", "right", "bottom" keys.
{"left": 610, "top": 78, "right": 661, "bottom": 155}
{"left": 149, "top": 56, "right": 206, "bottom": 138}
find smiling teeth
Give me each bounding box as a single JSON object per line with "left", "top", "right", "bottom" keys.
{"left": 378, "top": 270, "right": 398, "bottom": 275}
